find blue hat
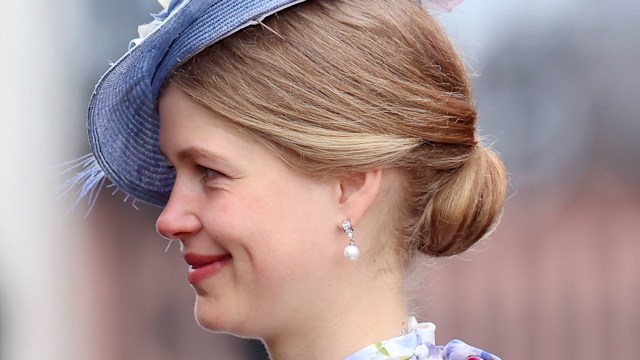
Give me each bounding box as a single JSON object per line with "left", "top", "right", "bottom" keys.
{"left": 73, "top": 0, "right": 309, "bottom": 208}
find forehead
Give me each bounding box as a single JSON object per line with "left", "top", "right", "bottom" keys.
{"left": 158, "top": 83, "right": 259, "bottom": 155}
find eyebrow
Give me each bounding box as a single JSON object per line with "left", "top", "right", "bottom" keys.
{"left": 161, "top": 146, "right": 229, "bottom": 165}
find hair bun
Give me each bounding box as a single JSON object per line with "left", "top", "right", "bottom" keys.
{"left": 419, "top": 145, "right": 507, "bottom": 257}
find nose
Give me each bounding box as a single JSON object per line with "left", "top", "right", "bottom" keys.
{"left": 155, "top": 184, "right": 202, "bottom": 240}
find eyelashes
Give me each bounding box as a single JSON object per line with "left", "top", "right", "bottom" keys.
{"left": 164, "top": 160, "right": 229, "bottom": 185}
{"left": 198, "top": 165, "right": 222, "bottom": 180}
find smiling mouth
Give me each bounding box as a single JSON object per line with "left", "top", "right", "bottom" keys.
{"left": 184, "top": 253, "right": 231, "bottom": 267}
{"left": 184, "top": 253, "right": 232, "bottom": 284}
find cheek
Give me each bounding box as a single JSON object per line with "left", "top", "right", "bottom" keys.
{"left": 256, "top": 180, "right": 338, "bottom": 262}
{"left": 209, "top": 175, "right": 338, "bottom": 266}
{"left": 239, "top": 183, "right": 329, "bottom": 251}
{"left": 259, "top": 179, "right": 332, "bottom": 234}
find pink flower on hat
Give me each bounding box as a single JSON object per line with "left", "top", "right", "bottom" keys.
{"left": 421, "top": 0, "right": 464, "bottom": 12}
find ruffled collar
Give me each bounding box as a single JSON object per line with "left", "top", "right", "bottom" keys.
{"left": 345, "top": 317, "right": 501, "bottom": 360}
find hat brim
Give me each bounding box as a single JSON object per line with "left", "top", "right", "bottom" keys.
{"left": 87, "top": 0, "right": 308, "bottom": 207}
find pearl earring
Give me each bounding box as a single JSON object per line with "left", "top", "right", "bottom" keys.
{"left": 341, "top": 219, "right": 360, "bottom": 261}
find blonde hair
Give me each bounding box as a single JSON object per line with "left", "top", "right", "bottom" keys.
{"left": 170, "top": 0, "right": 507, "bottom": 258}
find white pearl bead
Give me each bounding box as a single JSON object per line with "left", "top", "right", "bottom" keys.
{"left": 344, "top": 244, "right": 360, "bottom": 260}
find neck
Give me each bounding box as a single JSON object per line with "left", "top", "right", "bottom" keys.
{"left": 263, "top": 266, "right": 408, "bottom": 360}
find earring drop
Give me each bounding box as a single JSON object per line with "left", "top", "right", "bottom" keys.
{"left": 341, "top": 219, "right": 360, "bottom": 261}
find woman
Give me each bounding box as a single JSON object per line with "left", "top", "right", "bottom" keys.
{"left": 74, "top": 0, "right": 507, "bottom": 358}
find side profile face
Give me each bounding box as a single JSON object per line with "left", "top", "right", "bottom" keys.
{"left": 156, "top": 83, "right": 355, "bottom": 338}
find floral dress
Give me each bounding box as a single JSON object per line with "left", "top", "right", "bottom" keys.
{"left": 345, "top": 317, "right": 501, "bottom": 360}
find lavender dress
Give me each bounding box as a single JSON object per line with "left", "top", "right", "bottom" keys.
{"left": 345, "top": 317, "right": 501, "bottom": 360}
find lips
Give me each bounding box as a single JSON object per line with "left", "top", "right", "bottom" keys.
{"left": 184, "top": 253, "right": 232, "bottom": 284}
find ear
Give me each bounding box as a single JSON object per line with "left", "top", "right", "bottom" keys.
{"left": 338, "top": 168, "right": 383, "bottom": 226}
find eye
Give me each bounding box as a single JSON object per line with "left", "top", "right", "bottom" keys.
{"left": 198, "top": 165, "right": 221, "bottom": 180}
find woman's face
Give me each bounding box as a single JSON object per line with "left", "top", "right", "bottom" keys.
{"left": 156, "top": 83, "right": 348, "bottom": 338}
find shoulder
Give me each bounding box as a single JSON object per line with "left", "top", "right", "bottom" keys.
{"left": 440, "top": 339, "right": 502, "bottom": 360}
{"left": 345, "top": 319, "right": 501, "bottom": 360}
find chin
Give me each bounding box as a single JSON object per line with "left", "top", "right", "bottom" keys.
{"left": 193, "top": 296, "right": 255, "bottom": 338}
{"left": 194, "top": 296, "right": 228, "bottom": 331}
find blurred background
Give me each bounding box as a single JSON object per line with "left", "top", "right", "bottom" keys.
{"left": 1, "top": 0, "right": 638, "bottom": 359}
